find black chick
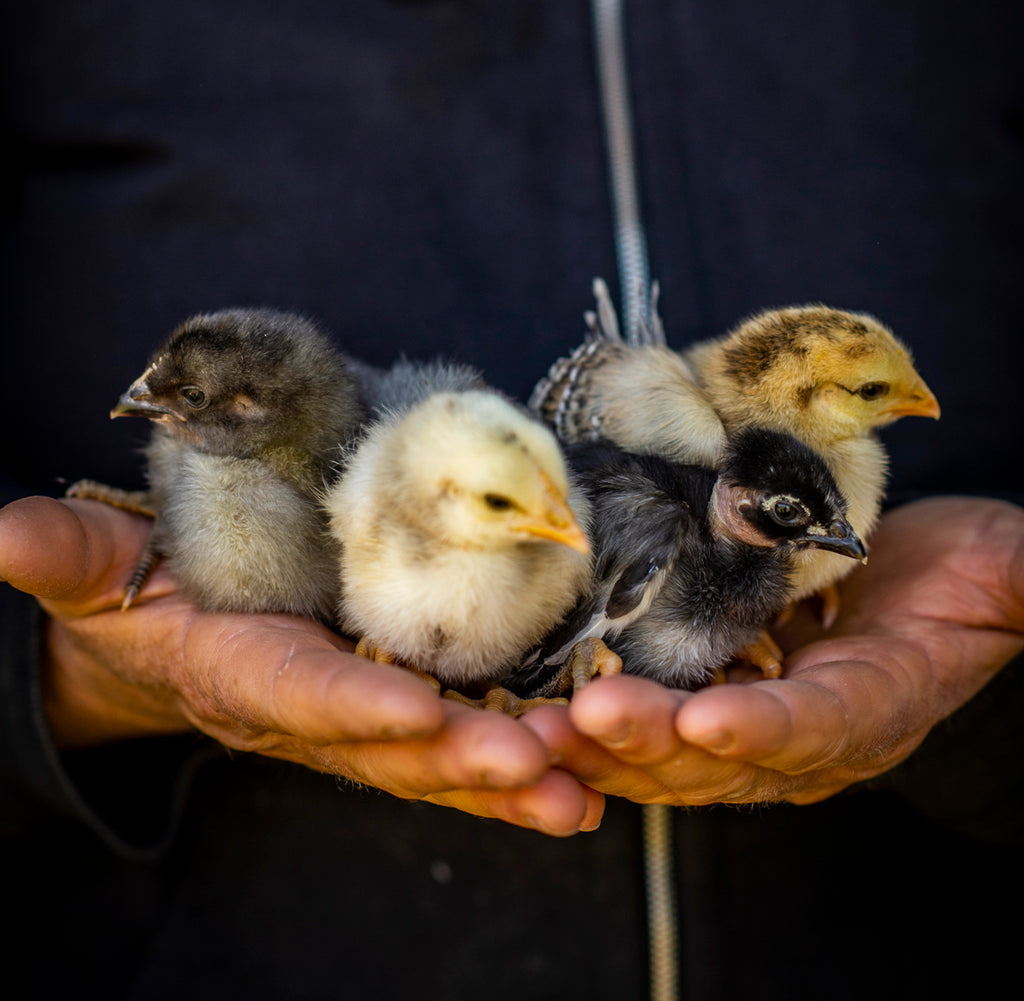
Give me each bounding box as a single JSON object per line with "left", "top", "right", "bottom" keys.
{"left": 507, "top": 427, "right": 867, "bottom": 697}
{"left": 74, "top": 308, "right": 365, "bottom": 618}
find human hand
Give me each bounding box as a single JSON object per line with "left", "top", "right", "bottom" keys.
{"left": 524, "top": 497, "right": 1024, "bottom": 805}
{"left": 0, "top": 496, "right": 603, "bottom": 835}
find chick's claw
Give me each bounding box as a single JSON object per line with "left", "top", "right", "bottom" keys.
{"left": 122, "top": 537, "right": 162, "bottom": 610}
{"left": 443, "top": 687, "right": 569, "bottom": 718}
{"left": 65, "top": 480, "right": 165, "bottom": 608}
{"left": 502, "top": 637, "right": 622, "bottom": 713}
{"left": 353, "top": 638, "right": 443, "bottom": 694}
{"left": 354, "top": 636, "right": 395, "bottom": 664}
{"left": 435, "top": 637, "right": 624, "bottom": 716}
{"left": 566, "top": 637, "right": 623, "bottom": 692}
{"left": 737, "top": 629, "right": 784, "bottom": 679}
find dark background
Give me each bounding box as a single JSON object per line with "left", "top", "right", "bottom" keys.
{"left": 4, "top": 2, "right": 1021, "bottom": 500}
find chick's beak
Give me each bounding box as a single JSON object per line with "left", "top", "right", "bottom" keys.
{"left": 110, "top": 378, "right": 178, "bottom": 420}
{"left": 510, "top": 470, "right": 591, "bottom": 555}
{"left": 882, "top": 379, "right": 941, "bottom": 420}
{"left": 798, "top": 518, "right": 868, "bottom": 563}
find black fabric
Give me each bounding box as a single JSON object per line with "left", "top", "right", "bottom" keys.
{"left": 6, "top": 743, "right": 1024, "bottom": 1001}
{"left": 3, "top": 2, "right": 1024, "bottom": 998}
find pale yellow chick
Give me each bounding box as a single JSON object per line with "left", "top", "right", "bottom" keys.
{"left": 324, "top": 390, "right": 593, "bottom": 690}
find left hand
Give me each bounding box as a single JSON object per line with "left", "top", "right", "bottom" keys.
{"left": 524, "top": 497, "right": 1024, "bottom": 805}
{"left": 0, "top": 495, "right": 603, "bottom": 836}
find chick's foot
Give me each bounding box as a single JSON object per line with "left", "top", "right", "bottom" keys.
{"left": 121, "top": 535, "right": 163, "bottom": 610}
{"left": 441, "top": 640, "right": 621, "bottom": 717}
{"left": 565, "top": 637, "right": 623, "bottom": 692}
{"left": 816, "top": 583, "right": 842, "bottom": 630}
{"left": 354, "top": 638, "right": 442, "bottom": 693}
{"left": 65, "top": 481, "right": 165, "bottom": 609}
{"left": 66, "top": 479, "right": 158, "bottom": 519}
{"left": 521, "top": 636, "right": 624, "bottom": 703}
{"left": 737, "top": 629, "right": 784, "bottom": 679}
{"left": 443, "top": 687, "right": 568, "bottom": 717}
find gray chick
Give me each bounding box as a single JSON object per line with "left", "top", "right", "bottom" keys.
{"left": 350, "top": 355, "right": 487, "bottom": 416}
{"left": 86, "top": 308, "right": 365, "bottom": 618}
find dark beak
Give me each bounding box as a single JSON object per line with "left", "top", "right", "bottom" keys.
{"left": 797, "top": 518, "right": 868, "bottom": 563}
{"left": 110, "top": 378, "right": 177, "bottom": 420}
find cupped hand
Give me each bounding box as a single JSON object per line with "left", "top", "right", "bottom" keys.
{"left": 0, "top": 496, "right": 602, "bottom": 835}
{"left": 525, "top": 496, "right": 1024, "bottom": 806}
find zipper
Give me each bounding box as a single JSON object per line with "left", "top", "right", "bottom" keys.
{"left": 590, "top": 3, "right": 681, "bottom": 1000}
{"left": 590, "top": 0, "right": 657, "bottom": 344}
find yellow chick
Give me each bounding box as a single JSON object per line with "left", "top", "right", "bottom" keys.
{"left": 684, "top": 304, "right": 940, "bottom": 613}
{"left": 324, "top": 390, "right": 593, "bottom": 693}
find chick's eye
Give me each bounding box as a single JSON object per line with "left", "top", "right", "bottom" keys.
{"left": 857, "top": 381, "right": 890, "bottom": 401}
{"left": 483, "top": 493, "right": 514, "bottom": 511}
{"left": 768, "top": 498, "right": 803, "bottom": 524}
{"left": 180, "top": 386, "right": 208, "bottom": 409}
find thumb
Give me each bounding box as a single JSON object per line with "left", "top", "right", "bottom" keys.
{"left": 0, "top": 495, "right": 150, "bottom": 605}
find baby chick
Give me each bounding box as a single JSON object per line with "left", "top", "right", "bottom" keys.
{"left": 324, "top": 389, "right": 593, "bottom": 696}
{"left": 507, "top": 427, "right": 866, "bottom": 697}
{"left": 531, "top": 280, "right": 939, "bottom": 621}
{"left": 74, "top": 308, "right": 365, "bottom": 618}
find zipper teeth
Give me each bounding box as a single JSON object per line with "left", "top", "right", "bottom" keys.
{"left": 643, "top": 801, "right": 681, "bottom": 1001}
{"left": 591, "top": 0, "right": 654, "bottom": 344}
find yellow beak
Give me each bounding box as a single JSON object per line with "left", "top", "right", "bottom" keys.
{"left": 510, "top": 470, "right": 591, "bottom": 555}
{"left": 882, "top": 379, "right": 941, "bottom": 420}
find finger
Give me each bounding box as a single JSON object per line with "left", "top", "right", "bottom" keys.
{"left": 565, "top": 674, "right": 689, "bottom": 765}
{"left": 424, "top": 768, "right": 604, "bottom": 837}
{"left": 309, "top": 701, "right": 554, "bottom": 793}
{"left": 578, "top": 784, "right": 606, "bottom": 831}
{"left": 675, "top": 646, "right": 919, "bottom": 775}
{"left": 521, "top": 702, "right": 673, "bottom": 801}
{"left": 525, "top": 694, "right": 799, "bottom": 805}
{"left": 0, "top": 496, "right": 152, "bottom": 608}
